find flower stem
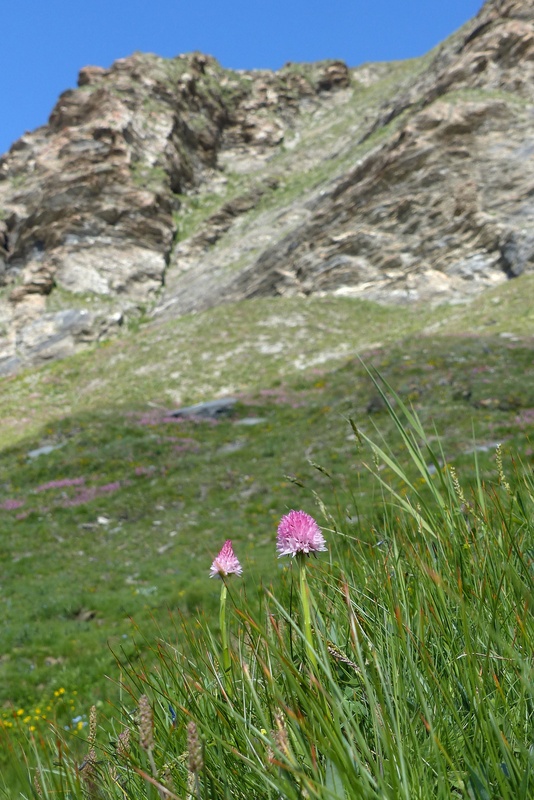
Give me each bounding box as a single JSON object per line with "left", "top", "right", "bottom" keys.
{"left": 220, "top": 581, "right": 232, "bottom": 697}
{"left": 298, "top": 553, "right": 317, "bottom": 671}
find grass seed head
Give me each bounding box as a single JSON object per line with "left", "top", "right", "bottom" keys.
{"left": 117, "top": 727, "right": 131, "bottom": 758}
{"left": 273, "top": 711, "right": 290, "bottom": 758}
{"left": 88, "top": 704, "right": 97, "bottom": 745}
{"left": 187, "top": 720, "right": 203, "bottom": 774}
{"left": 138, "top": 695, "right": 154, "bottom": 752}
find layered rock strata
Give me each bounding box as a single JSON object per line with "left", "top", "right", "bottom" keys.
{"left": 0, "top": 0, "right": 532, "bottom": 372}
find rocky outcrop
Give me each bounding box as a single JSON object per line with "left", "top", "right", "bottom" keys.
{"left": 0, "top": 0, "right": 532, "bottom": 372}
{"left": 158, "top": 0, "right": 534, "bottom": 314}
{"left": 0, "top": 54, "right": 350, "bottom": 372}
{"left": 226, "top": 95, "right": 532, "bottom": 305}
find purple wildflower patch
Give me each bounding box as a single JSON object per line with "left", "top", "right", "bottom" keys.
{"left": 137, "top": 412, "right": 168, "bottom": 426}
{"left": 168, "top": 437, "right": 200, "bottom": 454}
{"left": 134, "top": 410, "right": 185, "bottom": 426}
{"left": 1, "top": 499, "right": 24, "bottom": 511}
{"left": 34, "top": 477, "right": 85, "bottom": 493}
{"left": 61, "top": 481, "right": 123, "bottom": 508}
{"left": 134, "top": 465, "right": 155, "bottom": 477}
{"left": 515, "top": 409, "right": 534, "bottom": 428}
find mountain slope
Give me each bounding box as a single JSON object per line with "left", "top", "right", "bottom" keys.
{"left": 0, "top": 0, "right": 532, "bottom": 374}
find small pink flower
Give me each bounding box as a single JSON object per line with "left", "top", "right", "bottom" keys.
{"left": 34, "top": 477, "right": 85, "bottom": 493}
{"left": 209, "top": 540, "right": 243, "bottom": 579}
{"left": 276, "top": 510, "right": 327, "bottom": 558}
{"left": 1, "top": 499, "right": 24, "bottom": 511}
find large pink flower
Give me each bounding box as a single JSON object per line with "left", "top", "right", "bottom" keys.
{"left": 209, "top": 540, "right": 243, "bottom": 579}
{"left": 276, "top": 510, "right": 327, "bottom": 558}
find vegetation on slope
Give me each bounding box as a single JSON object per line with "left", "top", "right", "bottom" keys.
{"left": 2, "top": 377, "right": 533, "bottom": 799}
{"left": 0, "top": 278, "right": 532, "bottom": 794}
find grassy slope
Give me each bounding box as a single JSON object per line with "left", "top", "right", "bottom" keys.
{"left": 0, "top": 275, "right": 532, "bottom": 730}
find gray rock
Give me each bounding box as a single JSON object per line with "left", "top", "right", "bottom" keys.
{"left": 27, "top": 442, "right": 65, "bottom": 459}
{"left": 170, "top": 397, "right": 237, "bottom": 420}
{"left": 500, "top": 231, "right": 534, "bottom": 277}
{"left": 218, "top": 441, "right": 245, "bottom": 454}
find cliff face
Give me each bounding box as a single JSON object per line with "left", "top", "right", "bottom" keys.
{"left": 0, "top": 0, "right": 532, "bottom": 373}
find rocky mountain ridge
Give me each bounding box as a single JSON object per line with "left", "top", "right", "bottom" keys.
{"left": 0, "top": 0, "right": 532, "bottom": 374}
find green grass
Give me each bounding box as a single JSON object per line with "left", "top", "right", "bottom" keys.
{"left": 3, "top": 380, "right": 533, "bottom": 798}
{"left": 172, "top": 172, "right": 246, "bottom": 245}
{"left": 0, "top": 277, "right": 532, "bottom": 794}
{"left": 45, "top": 285, "right": 119, "bottom": 313}
{"left": 130, "top": 163, "right": 169, "bottom": 191}
{"left": 438, "top": 86, "right": 532, "bottom": 108}
{"left": 1, "top": 274, "right": 533, "bottom": 450}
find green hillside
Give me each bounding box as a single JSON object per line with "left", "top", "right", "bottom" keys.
{"left": 0, "top": 277, "right": 532, "bottom": 720}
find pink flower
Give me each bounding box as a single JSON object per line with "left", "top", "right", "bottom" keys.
{"left": 1, "top": 499, "right": 24, "bottom": 510}
{"left": 276, "top": 510, "right": 327, "bottom": 558}
{"left": 209, "top": 540, "right": 243, "bottom": 579}
{"left": 34, "top": 477, "right": 85, "bottom": 492}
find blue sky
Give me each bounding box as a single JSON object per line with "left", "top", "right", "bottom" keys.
{"left": 2, "top": 0, "right": 483, "bottom": 156}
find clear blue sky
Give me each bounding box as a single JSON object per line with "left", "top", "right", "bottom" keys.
{"left": 2, "top": 0, "right": 483, "bottom": 156}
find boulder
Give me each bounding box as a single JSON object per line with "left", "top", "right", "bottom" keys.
{"left": 170, "top": 398, "right": 237, "bottom": 420}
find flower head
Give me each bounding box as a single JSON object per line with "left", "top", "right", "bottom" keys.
{"left": 138, "top": 694, "right": 154, "bottom": 752}
{"left": 276, "top": 510, "right": 327, "bottom": 558}
{"left": 209, "top": 540, "right": 243, "bottom": 579}
{"left": 187, "top": 720, "right": 204, "bottom": 774}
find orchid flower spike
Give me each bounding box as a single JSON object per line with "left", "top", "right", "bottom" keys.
{"left": 210, "top": 540, "right": 243, "bottom": 578}
{"left": 276, "top": 510, "right": 327, "bottom": 558}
